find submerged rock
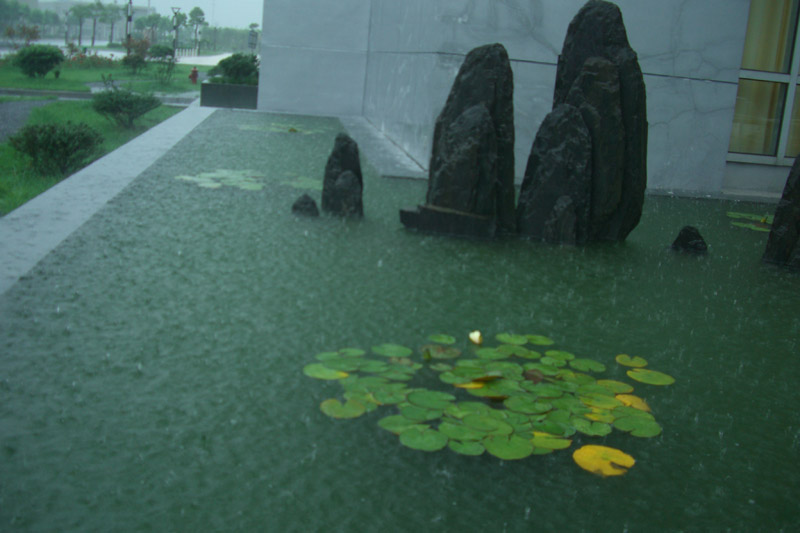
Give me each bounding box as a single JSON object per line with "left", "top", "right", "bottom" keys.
{"left": 322, "top": 133, "right": 363, "bottom": 217}
{"left": 763, "top": 156, "right": 800, "bottom": 269}
{"left": 519, "top": 0, "right": 646, "bottom": 244}
{"left": 671, "top": 226, "right": 708, "bottom": 254}
{"left": 291, "top": 193, "right": 319, "bottom": 217}
{"left": 401, "top": 43, "right": 515, "bottom": 237}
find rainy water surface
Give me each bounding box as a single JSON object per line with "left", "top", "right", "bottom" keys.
{"left": 1, "top": 110, "right": 799, "bottom": 531}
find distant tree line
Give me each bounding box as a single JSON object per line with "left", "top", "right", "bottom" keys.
{"left": 1, "top": 0, "right": 260, "bottom": 54}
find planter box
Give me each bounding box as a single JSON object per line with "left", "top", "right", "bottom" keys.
{"left": 200, "top": 82, "right": 258, "bottom": 109}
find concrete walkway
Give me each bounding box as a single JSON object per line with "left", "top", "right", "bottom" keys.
{"left": 0, "top": 102, "right": 216, "bottom": 295}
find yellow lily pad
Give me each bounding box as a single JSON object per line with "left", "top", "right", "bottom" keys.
{"left": 303, "top": 363, "right": 349, "bottom": 380}
{"left": 615, "top": 354, "right": 648, "bottom": 368}
{"left": 616, "top": 394, "right": 651, "bottom": 412}
{"left": 572, "top": 445, "right": 635, "bottom": 477}
{"left": 626, "top": 368, "right": 675, "bottom": 386}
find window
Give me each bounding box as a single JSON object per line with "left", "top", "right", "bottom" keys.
{"left": 729, "top": 0, "right": 800, "bottom": 165}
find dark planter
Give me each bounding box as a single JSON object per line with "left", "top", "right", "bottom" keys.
{"left": 200, "top": 81, "right": 258, "bottom": 109}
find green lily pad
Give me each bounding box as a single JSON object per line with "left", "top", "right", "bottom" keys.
{"left": 544, "top": 350, "right": 576, "bottom": 362}
{"left": 303, "top": 363, "right": 349, "bottom": 380}
{"left": 540, "top": 356, "right": 567, "bottom": 367}
{"left": 344, "top": 391, "right": 380, "bottom": 412}
{"left": 439, "top": 371, "right": 475, "bottom": 385}
{"left": 373, "top": 388, "right": 409, "bottom": 405}
{"left": 570, "top": 417, "right": 613, "bottom": 436}
{"left": 372, "top": 344, "right": 413, "bottom": 358}
{"left": 483, "top": 434, "right": 534, "bottom": 460}
{"left": 530, "top": 432, "right": 572, "bottom": 450}
{"left": 339, "top": 348, "right": 366, "bottom": 357}
{"left": 731, "top": 221, "right": 771, "bottom": 232}
{"left": 526, "top": 335, "right": 555, "bottom": 346}
{"left": 428, "top": 334, "right": 456, "bottom": 345}
{"left": 400, "top": 403, "right": 443, "bottom": 422}
{"left": 421, "top": 344, "right": 461, "bottom": 360}
{"left": 570, "top": 358, "right": 606, "bottom": 372}
{"left": 314, "top": 351, "right": 340, "bottom": 361}
{"left": 319, "top": 358, "right": 362, "bottom": 372}
{"left": 438, "top": 421, "right": 487, "bottom": 441}
{"left": 407, "top": 390, "right": 456, "bottom": 410}
{"left": 504, "top": 395, "right": 553, "bottom": 415}
{"left": 627, "top": 368, "right": 675, "bottom": 386}
{"left": 522, "top": 363, "right": 561, "bottom": 376}
{"left": 463, "top": 414, "right": 513, "bottom": 436}
{"left": 378, "top": 370, "right": 415, "bottom": 381}
{"left": 430, "top": 363, "right": 453, "bottom": 372}
{"left": 613, "top": 416, "right": 662, "bottom": 437}
{"left": 727, "top": 211, "right": 773, "bottom": 223}
{"left": 444, "top": 402, "right": 491, "bottom": 419}
{"left": 615, "top": 354, "right": 648, "bottom": 368}
{"left": 399, "top": 427, "right": 448, "bottom": 452}
{"left": 359, "top": 360, "right": 391, "bottom": 373}
{"left": 496, "top": 333, "right": 529, "bottom": 345}
{"left": 448, "top": 440, "right": 485, "bottom": 456}
{"left": 475, "top": 347, "right": 509, "bottom": 360}
{"left": 579, "top": 394, "right": 624, "bottom": 410}
{"left": 378, "top": 415, "right": 426, "bottom": 434}
{"left": 597, "top": 379, "right": 634, "bottom": 394}
{"left": 320, "top": 398, "right": 366, "bottom": 419}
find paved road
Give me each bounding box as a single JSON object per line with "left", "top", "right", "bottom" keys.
{"left": 0, "top": 99, "right": 52, "bottom": 143}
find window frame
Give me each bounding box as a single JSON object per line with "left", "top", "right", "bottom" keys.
{"left": 728, "top": 3, "right": 800, "bottom": 166}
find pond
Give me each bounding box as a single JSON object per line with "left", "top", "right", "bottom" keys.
{"left": 1, "top": 110, "right": 798, "bottom": 531}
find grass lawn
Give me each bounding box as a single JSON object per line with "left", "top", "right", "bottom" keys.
{"left": 0, "top": 60, "right": 204, "bottom": 95}
{"left": 0, "top": 99, "right": 182, "bottom": 216}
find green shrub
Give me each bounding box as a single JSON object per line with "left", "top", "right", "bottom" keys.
{"left": 209, "top": 53, "right": 259, "bottom": 85}
{"left": 148, "top": 44, "right": 174, "bottom": 60}
{"left": 91, "top": 88, "right": 161, "bottom": 129}
{"left": 122, "top": 53, "right": 147, "bottom": 75}
{"left": 9, "top": 122, "right": 103, "bottom": 176}
{"left": 12, "top": 44, "right": 64, "bottom": 78}
{"left": 147, "top": 44, "right": 176, "bottom": 86}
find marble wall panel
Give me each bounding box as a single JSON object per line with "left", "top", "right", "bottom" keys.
{"left": 262, "top": 0, "right": 370, "bottom": 51}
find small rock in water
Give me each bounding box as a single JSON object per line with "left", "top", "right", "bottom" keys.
{"left": 322, "top": 133, "right": 364, "bottom": 217}
{"left": 291, "top": 193, "right": 319, "bottom": 217}
{"left": 671, "top": 226, "right": 707, "bottom": 254}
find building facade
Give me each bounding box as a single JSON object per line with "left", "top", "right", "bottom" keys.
{"left": 258, "top": 0, "right": 795, "bottom": 200}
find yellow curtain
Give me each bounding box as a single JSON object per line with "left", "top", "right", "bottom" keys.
{"left": 729, "top": 79, "right": 786, "bottom": 155}
{"left": 741, "top": 0, "right": 798, "bottom": 73}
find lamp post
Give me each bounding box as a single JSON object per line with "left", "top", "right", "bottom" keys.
{"left": 171, "top": 7, "right": 181, "bottom": 57}
{"left": 125, "top": 0, "right": 133, "bottom": 56}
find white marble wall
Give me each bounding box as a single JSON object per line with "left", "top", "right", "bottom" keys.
{"left": 364, "top": 0, "right": 751, "bottom": 194}
{"left": 258, "top": 0, "right": 371, "bottom": 116}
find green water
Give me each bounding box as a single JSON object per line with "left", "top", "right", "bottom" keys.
{"left": 1, "top": 110, "right": 799, "bottom": 531}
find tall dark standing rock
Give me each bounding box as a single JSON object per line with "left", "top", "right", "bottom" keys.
{"left": 400, "top": 43, "right": 516, "bottom": 237}
{"left": 322, "top": 133, "right": 363, "bottom": 217}
{"left": 554, "top": 0, "right": 647, "bottom": 240}
{"left": 763, "top": 156, "right": 800, "bottom": 269}
{"left": 517, "top": 0, "right": 647, "bottom": 243}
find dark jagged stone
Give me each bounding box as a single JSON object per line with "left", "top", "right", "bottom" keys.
{"left": 291, "top": 193, "right": 319, "bottom": 217}
{"left": 516, "top": 104, "right": 592, "bottom": 244}
{"left": 671, "top": 226, "right": 708, "bottom": 254}
{"left": 763, "top": 157, "right": 800, "bottom": 269}
{"left": 322, "top": 133, "right": 363, "bottom": 217}
{"left": 520, "top": 0, "right": 646, "bottom": 244}
{"left": 401, "top": 43, "right": 515, "bottom": 237}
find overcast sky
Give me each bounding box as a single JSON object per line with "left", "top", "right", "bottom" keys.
{"left": 131, "top": 0, "right": 263, "bottom": 30}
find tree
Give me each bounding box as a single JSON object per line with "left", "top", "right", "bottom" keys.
{"left": 188, "top": 7, "right": 205, "bottom": 50}
{"left": 100, "top": 3, "right": 121, "bottom": 44}
{"left": 68, "top": 4, "right": 93, "bottom": 46}
{"left": 13, "top": 44, "right": 64, "bottom": 78}
{"left": 89, "top": 1, "right": 103, "bottom": 47}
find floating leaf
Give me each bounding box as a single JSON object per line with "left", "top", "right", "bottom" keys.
{"left": 449, "top": 440, "right": 485, "bottom": 456}
{"left": 378, "top": 415, "right": 425, "bottom": 434}
{"left": 570, "top": 358, "right": 606, "bottom": 372}
{"left": 616, "top": 394, "right": 651, "bottom": 412}
{"left": 373, "top": 388, "right": 409, "bottom": 405}
{"left": 339, "top": 348, "right": 366, "bottom": 357}
{"left": 544, "top": 350, "right": 575, "bottom": 362}
{"left": 372, "top": 344, "right": 413, "bottom": 358}
{"left": 615, "top": 354, "right": 648, "bottom": 368}
{"left": 526, "top": 335, "right": 554, "bottom": 346}
{"left": 475, "top": 347, "right": 508, "bottom": 360}
{"left": 469, "top": 331, "right": 483, "bottom": 345}
{"left": 613, "top": 416, "right": 662, "bottom": 438}
{"left": 626, "top": 368, "right": 675, "bottom": 386}
{"left": 399, "top": 427, "right": 448, "bottom": 452}
{"left": 320, "top": 399, "right": 365, "bottom": 419}
{"left": 444, "top": 402, "right": 490, "bottom": 419}
{"left": 430, "top": 363, "right": 453, "bottom": 372}
{"left": 585, "top": 407, "right": 616, "bottom": 423}
{"left": 727, "top": 211, "right": 773, "bottom": 223}
{"left": 570, "top": 417, "right": 613, "bottom": 436}
{"left": 530, "top": 431, "right": 572, "bottom": 450}
{"left": 453, "top": 381, "right": 484, "bottom": 389}
{"left": 407, "top": 390, "right": 456, "bottom": 410}
{"left": 344, "top": 391, "right": 380, "bottom": 412}
{"left": 438, "top": 421, "right": 487, "bottom": 441}
{"left": 572, "top": 445, "right": 635, "bottom": 477}
{"left": 496, "top": 333, "right": 528, "bottom": 345}
{"left": 579, "top": 393, "right": 623, "bottom": 410}
{"left": 428, "top": 334, "right": 456, "bottom": 345}
{"left": 400, "top": 404, "right": 443, "bottom": 422}
{"left": 421, "top": 344, "right": 461, "bottom": 360}
{"left": 463, "top": 414, "right": 513, "bottom": 436}
{"left": 504, "top": 395, "right": 553, "bottom": 415}
{"left": 730, "top": 221, "right": 771, "bottom": 232}
{"left": 484, "top": 434, "right": 534, "bottom": 460}
{"left": 597, "top": 379, "right": 634, "bottom": 394}
{"left": 540, "top": 356, "right": 567, "bottom": 367}
{"left": 303, "top": 363, "right": 349, "bottom": 380}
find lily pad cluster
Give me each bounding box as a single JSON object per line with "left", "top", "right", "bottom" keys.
{"left": 175, "top": 169, "right": 265, "bottom": 191}
{"left": 727, "top": 211, "right": 773, "bottom": 232}
{"left": 303, "top": 332, "right": 675, "bottom": 476}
